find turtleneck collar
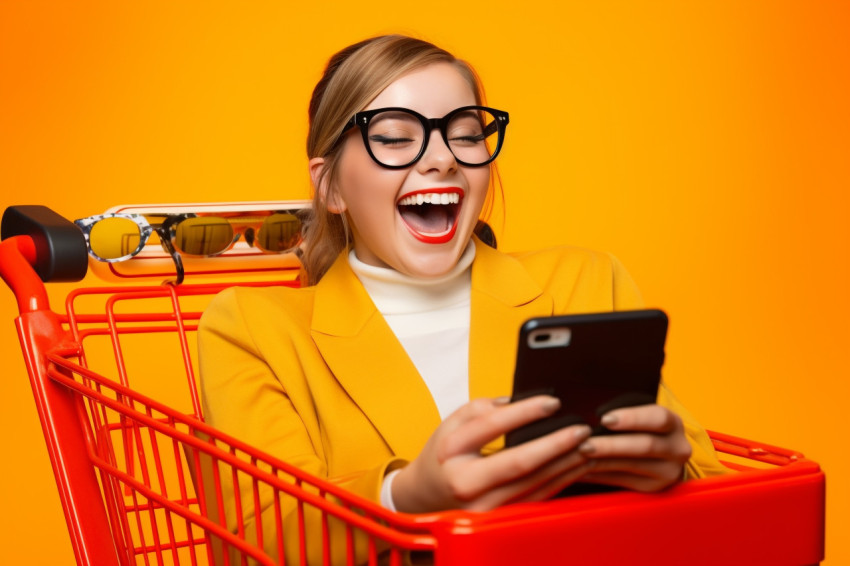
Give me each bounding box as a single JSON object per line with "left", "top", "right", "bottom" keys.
{"left": 348, "top": 241, "right": 475, "bottom": 315}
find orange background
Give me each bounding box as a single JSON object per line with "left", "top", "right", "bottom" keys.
{"left": 1, "top": 1, "right": 847, "bottom": 564}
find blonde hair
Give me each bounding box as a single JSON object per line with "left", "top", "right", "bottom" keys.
{"left": 301, "top": 35, "right": 497, "bottom": 285}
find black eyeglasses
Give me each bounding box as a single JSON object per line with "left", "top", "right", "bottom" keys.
{"left": 340, "top": 105, "right": 509, "bottom": 169}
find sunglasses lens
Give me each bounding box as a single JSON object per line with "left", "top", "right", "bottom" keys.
{"left": 174, "top": 216, "right": 234, "bottom": 256}
{"left": 257, "top": 213, "right": 302, "bottom": 252}
{"left": 89, "top": 217, "right": 142, "bottom": 260}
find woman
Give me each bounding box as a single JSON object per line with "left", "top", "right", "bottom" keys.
{"left": 198, "top": 34, "right": 726, "bottom": 563}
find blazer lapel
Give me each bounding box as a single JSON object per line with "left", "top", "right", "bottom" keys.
{"left": 310, "top": 253, "right": 441, "bottom": 460}
{"left": 468, "top": 239, "right": 555, "bottom": 401}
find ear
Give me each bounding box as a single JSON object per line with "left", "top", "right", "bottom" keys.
{"left": 309, "top": 157, "right": 347, "bottom": 214}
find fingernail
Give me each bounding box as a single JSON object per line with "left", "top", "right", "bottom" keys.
{"left": 493, "top": 396, "right": 511, "bottom": 405}
{"left": 574, "top": 425, "right": 592, "bottom": 439}
{"left": 601, "top": 413, "right": 619, "bottom": 427}
{"left": 579, "top": 441, "right": 595, "bottom": 455}
{"left": 542, "top": 396, "right": 561, "bottom": 412}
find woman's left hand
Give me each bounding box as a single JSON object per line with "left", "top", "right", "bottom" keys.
{"left": 576, "top": 404, "right": 692, "bottom": 492}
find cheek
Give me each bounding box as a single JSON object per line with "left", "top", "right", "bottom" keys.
{"left": 468, "top": 168, "right": 492, "bottom": 202}
{"left": 335, "top": 145, "right": 381, "bottom": 211}
{"left": 336, "top": 166, "right": 408, "bottom": 234}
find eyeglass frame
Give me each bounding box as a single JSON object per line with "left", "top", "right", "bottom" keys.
{"left": 339, "top": 105, "right": 510, "bottom": 169}
{"left": 75, "top": 212, "right": 188, "bottom": 284}
{"left": 74, "top": 212, "right": 303, "bottom": 263}
{"left": 74, "top": 211, "right": 304, "bottom": 285}
{"left": 74, "top": 213, "right": 163, "bottom": 263}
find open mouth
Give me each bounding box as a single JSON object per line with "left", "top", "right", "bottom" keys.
{"left": 397, "top": 188, "right": 464, "bottom": 244}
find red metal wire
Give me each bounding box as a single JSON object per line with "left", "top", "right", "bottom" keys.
{"left": 0, "top": 236, "right": 48, "bottom": 313}
{"left": 46, "top": 356, "right": 439, "bottom": 542}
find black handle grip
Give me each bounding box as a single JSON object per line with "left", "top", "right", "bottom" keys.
{"left": 1, "top": 205, "right": 88, "bottom": 282}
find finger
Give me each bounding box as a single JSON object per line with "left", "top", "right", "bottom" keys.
{"left": 464, "top": 443, "right": 594, "bottom": 510}
{"left": 585, "top": 457, "right": 682, "bottom": 478}
{"left": 439, "top": 395, "right": 562, "bottom": 459}
{"left": 579, "top": 432, "right": 692, "bottom": 461}
{"left": 447, "top": 424, "right": 591, "bottom": 503}
{"left": 504, "top": 458, "right": 598, "bottom": 504}
{"left": 600, "top": 404, "right": 682, "bottom": 434}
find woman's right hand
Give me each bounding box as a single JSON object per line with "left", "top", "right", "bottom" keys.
{"left": 391, "top": 395, "right": 594, "bottom": 513}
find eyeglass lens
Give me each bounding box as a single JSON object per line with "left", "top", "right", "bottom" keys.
{"left": 255, "top": 213, "right": 302, "bottom": 252}
{"left": 367, "top": 108, "right": 499, "bottom": 167}
{"left": 88, "top": 216, "right": 143, "bottom": 260}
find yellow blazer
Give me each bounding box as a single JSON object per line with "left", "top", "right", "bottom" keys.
{"left": 198, "top": 238, "right": 726, "bottom": 564}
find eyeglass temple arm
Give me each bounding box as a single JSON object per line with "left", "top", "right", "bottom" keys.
{"left": 154, "top": 227, "right": 185, "bottom": 285}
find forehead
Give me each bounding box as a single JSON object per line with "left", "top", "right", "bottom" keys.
{"left": 365, "top": 62, "right": 477, "bottom": 117}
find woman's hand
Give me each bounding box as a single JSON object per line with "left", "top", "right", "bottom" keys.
{"left": 576, "top": 404, "right": 691, "bottom": 492}
{"left": 391, "top": 395, "right": 594, "bottom": 513}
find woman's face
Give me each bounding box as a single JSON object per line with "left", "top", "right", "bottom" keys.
{"left": 325, "top": 62, "right": 491, "bottom": 278}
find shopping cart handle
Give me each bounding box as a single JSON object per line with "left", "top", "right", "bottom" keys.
{"left": 0, "top": 206, "right": 88, "bottom": 314}
{"left": 1, "top": 205, "right": 88, "bottom": 283}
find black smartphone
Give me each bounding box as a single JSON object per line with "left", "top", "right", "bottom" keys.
{"left": 505, "top": 309, "right": 668, "bottom": 447}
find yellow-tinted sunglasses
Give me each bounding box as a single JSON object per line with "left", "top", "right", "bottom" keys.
{"left": 74, "top": 211, "right": 303, "bottom": 263}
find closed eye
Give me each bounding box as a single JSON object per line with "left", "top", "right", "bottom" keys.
{"left": 450, "top": 133, "right": 487, "bottom": 143}
{"left": 369, "top": 134, "right": 416, "bottom": 147}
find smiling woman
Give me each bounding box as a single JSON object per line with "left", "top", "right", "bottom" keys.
{"left": 307, "top": 53, "right": 496, "bottom": 281}
{"left": 312, "top": 62, "right": 492, "bottom": 277}
{"left": 197, "top": 34, "right": 727, "bottom": 565}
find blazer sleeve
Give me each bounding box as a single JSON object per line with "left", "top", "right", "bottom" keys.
{"left": 197, "top": 287, "right": 406, "bottom": 565}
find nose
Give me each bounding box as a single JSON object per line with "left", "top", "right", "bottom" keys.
{"left": 415, "top": 128, "right": 457, "bottom": 176}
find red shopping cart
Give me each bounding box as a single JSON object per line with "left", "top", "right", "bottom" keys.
{"left": 0, "top": 205, "right": 825, "bottom": 566}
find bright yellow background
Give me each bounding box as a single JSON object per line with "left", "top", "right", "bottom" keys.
{"left": 1, "top": 1, "right": 847, "bottom": 564}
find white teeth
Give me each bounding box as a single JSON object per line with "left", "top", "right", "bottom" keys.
{"left": 398, "top": 192, "right": 461, "bottom": 206}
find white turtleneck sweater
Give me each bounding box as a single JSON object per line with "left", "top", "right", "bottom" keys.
{"left": 348, "top": 243, "right": 475, "bottom": 511}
